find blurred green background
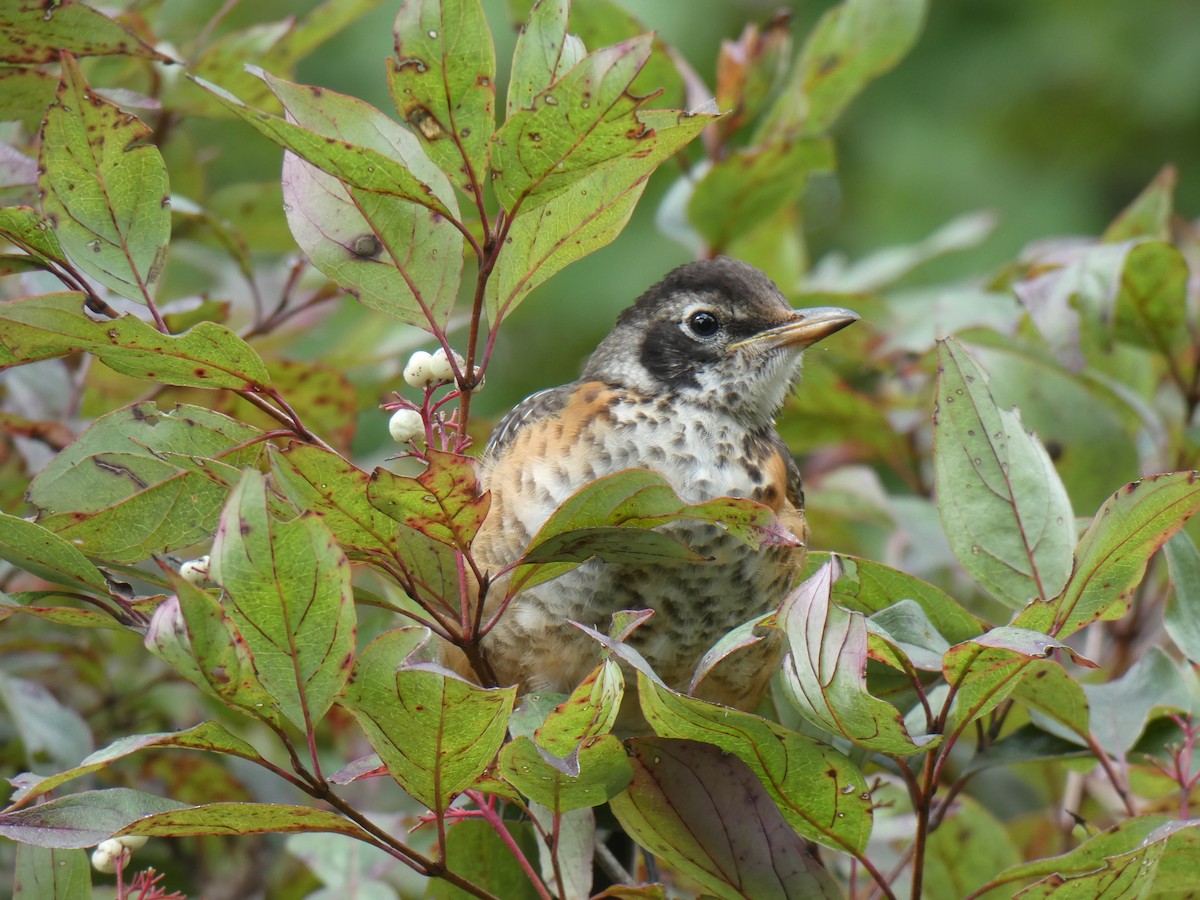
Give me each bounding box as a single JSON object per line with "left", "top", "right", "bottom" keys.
{"left": 205, "top": 0, "right": 1200, "bottom": 425}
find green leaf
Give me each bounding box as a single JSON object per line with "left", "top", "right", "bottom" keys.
{"left": 941, "top": 627, "right": 1095, "bottom": 732}
{"left": 116, "top": 803, "right": 370, "bottom": 840}
{"left": 0, "top": 293, "right": 272, "bottom": 390}
{"left": 339, "top": 628, "right": 516, "bottom": 811}
{"left": 934, "top": 339, "right": 1075, "bottom": 608}
{"left": 535, "top": 659, "right": 623, "bottom": 756}
{"left": 1082, "top": 647, "right": 1189, "bottom": 757}
{"left": 0, "top": 1, "right": 170, "bottom": 64}
{"left": 1111, "top": 240, "right": 1191, "bottom": 355}
{"left": 0, "top": 512, "right": 110, "bottom": 595}
{"left": 497, "top": 733, "right": 631, "bottom": 812}
{"left": 986, "top": 817, "right": 1198, "bottom": 898}
{"left": 866, "top": 598, "right": 950, "bottom": 671}
{"left": 28, "top": 403, "right": 265, "bottom": 564}
{"left": 368, "top": 450, "right": 488, "bottom": 551}
{"left": 0, "top": 206, "right": 69, "bottom": 267}
{"left": 486, "top": 108, "right": 716, "bottom": 322}
{"left": 759, "top": 0, "right": 927, "bottom": 139}
{"left": 1164, "top": 530, "right": 1200, "bottom": 662}
{"left": 610, "top": 738, "right": 841, "bottom": 900}
{"left": 505, "top": 0, "right": 582, "bottom": 117}
{"left": 13, "top": 845, "right": 90, "bottom": 900}
{"left": 922, "top": 796, "right": 1021, "bottom": 900}
{"left": 191, "top": 75, "right": 456, "bottom": 221}
{"left": 39, "top": 54, "right": 170, "bottom": 304}
{"left": 144, "top": 578, "right": 282, "bottom": 723}
{"left": 0, "top": 788, "right": 185, "bottom": 849}
{"left": 11, "top": 721, "right": 264, "bottom": 805}
{"left": 638, "top": 675, "right": 872, "bottom": 854}
{"left": 688, "top": 138, "right": 833, "bottom": 251}
{"left": 1009, "top": 659, "right": 1090, "bottom": 743}
{"left": 265, "top": 72, "right": 464, "bottom": 331}
{"left": 1103, "top": 164, "right": 1175, "bottom": 243}
{"left": 209, "top": 470, "right": 356, "bottom": 731}
{"left": 780, "top": 561, "right": 939, "bottom": 753}
{"left": 0, "top": 671, "right": 92, "bottom": 774}
{"left": 490, "top": 36, "right": 657, "bottom": 212}
{"left": 270, "top": 444, "right": 400, "bottom": 558}
{"left": 389, "top": 0, "right": 496, "bottom": 196}
{"left": 513, "top": 468, "right": 797, "bottom": 591}
{"left": 428, "top": 819, "right": 540, "bottom": 900}
{"left": 1015, "top": 472, "right": 1200, "bottom": 637}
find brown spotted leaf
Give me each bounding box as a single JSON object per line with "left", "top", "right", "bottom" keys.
{"left": 368, "top": 449, "right": 488, "bottom": 552}
{"left": 0, "top": 1, "right": 172, "bottom": 64}
{"left": 209, "top": 470, "right": 356, "bottom": 732}
{"left": 39, "top": 54, "right": 170, "bottom": 304}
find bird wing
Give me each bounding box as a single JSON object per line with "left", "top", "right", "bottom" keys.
{"left": 484, "top": 383, "right": 580, "bottom": 462}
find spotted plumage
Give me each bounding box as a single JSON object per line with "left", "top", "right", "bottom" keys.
{"left": 453, "top": 257, "right": 857, "bottom": 717}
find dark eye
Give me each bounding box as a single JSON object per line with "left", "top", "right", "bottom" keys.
{"left": 687, "top": 311, "right": 720, "bottom": 338}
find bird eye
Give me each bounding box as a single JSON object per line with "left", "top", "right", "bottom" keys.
{"left": 686, "top": 311, "right": 720, "bottom": 338}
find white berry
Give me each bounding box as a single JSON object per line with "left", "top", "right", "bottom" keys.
{"left": 388, "top": 408, "right": 425, "bottom": 443}
{"left": 179, "top": 555, "right": 210, "bottom": 585}
{"left": 92, "top": 839, "right": 127, "bottom": 873}
{"left": 116, "top": 834, "right": 149, "bottom": 850}
{"left": 403, "top": 351, "right": 436, "bottom": 388}
{"left": 428, "top": 348, "right": 463, "bottom": 383}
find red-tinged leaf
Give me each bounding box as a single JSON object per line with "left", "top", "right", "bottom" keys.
{"left": 0, "top": 206, "right": 69, "bottom": 267}
{"left": 115, "top": 803, "right": 369, "bottom": 840}
{"left": 0, "top": 594, "right": 130, "bottom": 630}
{"left": 266, "top": 71, "right": 463, "bottom": 331}
{"left": 536, "top": 659, "right": 624, "bottom": 756}
{"left": 497, "top": 733, "right": 631, "bottom": 812}
{"left": 0, "top": 1, "right": 172, "bottom": 64}
{"left": 339, "top": 628, "right": 516, "bottom": 812}
{"left": 636, "top": 673, "right": 872, "bottom": 855}
{"left": 209, "top": 471, "right": 356, "bottom": 731}
{"left": 688, "top": 610, "right": 775, "bottom": 695}
{"left": 27, "top": 403, "right": 265, "bottom": 565}
{"left": 485, "top": 109, "right": 716, "bottom": 322}
{"left": 368, "top": 450, "right": 488, "bottom": 551}
{"left": 611, "top": 738, "right": 841, "bottom": 900}
{"left": 1111, "top": 240, "right": 1191, "bottom": 355}
{"left": 13, "top": 845, "right": 90, "bottom": 899}
{"left": 39, "top": 55, "right": 170, "bottom": 305}
{"left": 0, "top": 512, "right": 110, "bottom": 596}
{"left": 389, "top": 0, "right": 496, "bottom": 196}
{"left": 270, "top": 444, "right": 400, "bottom": 558}
{"left": 0, "top": 788, "right": 184, "bottom": 848}
{"left": 10, "top": 722, "right": 263, "bottom": 806}
{"left": 490, "top": 36, "right": 656, "bottom": 212}
{"left": 0, "top": 293, "right": 272, "bottom": 390}
{"left": 328, "top": 753, "right": 385, "bottom": 785}
{"left": 941, "top": 627, "right": 1096, "bottom": 732}
{"left": 144, "top": 580, "right": 282, "bottom": 724}
{"left": 1015, "top": 472, "right": 1200, "bottom": 638}
{"left": 984, "top": 816, "right": 1200, "bottom": 898}
{"left": 781, "top": 561, "right": 939, "bottom": 754}
{"left": 934, "top": 339, "right": 1075, "bottom": 608}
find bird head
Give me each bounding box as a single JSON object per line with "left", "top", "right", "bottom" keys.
{"left": 583, "top": 257, "right": 858, "bottom": 427}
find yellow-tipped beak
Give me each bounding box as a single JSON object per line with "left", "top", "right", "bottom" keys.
{"left": 731, "top": 306, "right": 860, "bottom": 352}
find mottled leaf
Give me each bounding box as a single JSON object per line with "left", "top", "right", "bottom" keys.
{"left": 491, "top": 36, "right": 656, "bottom": 212}
{"left": 1015, "top": 472, "right": 1200, "bottom": 637}
{"left": 209, "top": 470, "right": 356, "bottom": 731}
{"left": 638, "top": 674, "right": 871, "bottom": 854}
{"left": 611, "top": 738, "right": 841, "bottom": 900}
{"left": 759, "top": 0, "right": 927, "bottom": 139}
{"left": 0, "top": 293, "right": 272, "bottom": 389}
{"left": 0, "top": 206, "right": 69, "bottom": 267}
{"left": 28, "top": 403, "right": 264, "bottom": 564}
{"left": 935, "top": 339, "right": 1074, "bottom": 608}
{"left": 267, "top": 72, "right": 463, "bottom": 330}
{"left": 505, "top": 0, "right": 580, "bottom": 116}
{"left": 781, "top": 561, "right": 938, "bottom": 753}
{"left": 486, "top": 109, "right": 715, "bottom": 322}
{"left": 39, "top": 55, "right": 170, "bottom": 304}
{"left": 536, "top": 659, "right": 623, "bottom": 756}
{"left": 339, "top": 628, "right": 516, "bottom": 811}
{"left": 0, "top": 1, "right": 170, "bottom": 64}
{"left": 942, "top": 627, "right": 1096, "bottom": 732}
{"left": 0, "top": 788, "right": 184, "bottom": 849}
{"left": 389, "top": 0, "right": 496, "bottom": 195}
{"left": 368, "top": 450, "right": 488, "bottom": 551}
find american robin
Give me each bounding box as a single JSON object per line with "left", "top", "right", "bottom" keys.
{"left": 457, "top": 257, "right": 857, "bottom": 714}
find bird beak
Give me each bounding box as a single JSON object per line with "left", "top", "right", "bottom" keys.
{"left": 731, "top": 306, "right": 860, "bottom": 352}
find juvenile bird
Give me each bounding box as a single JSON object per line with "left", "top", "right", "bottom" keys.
{"left": 459, "top": 257, "right": 857, "bottom": 712}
